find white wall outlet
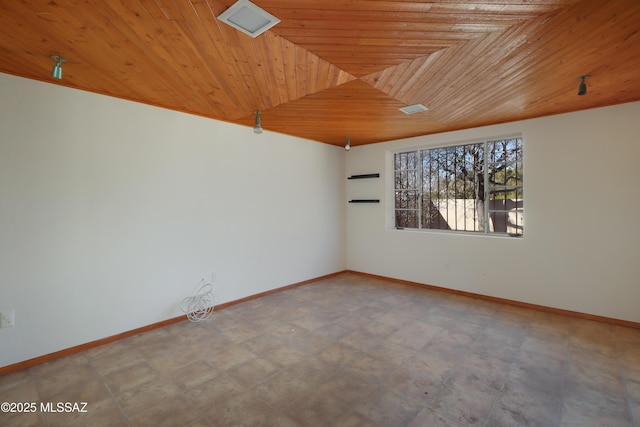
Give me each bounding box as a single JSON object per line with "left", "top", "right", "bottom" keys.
{"left": 0, "top": 310, "right": 15, "bottom": 328}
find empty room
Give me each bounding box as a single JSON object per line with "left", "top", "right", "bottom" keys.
{"left": 1, "top": 0, "right": 639, "bottom": 426}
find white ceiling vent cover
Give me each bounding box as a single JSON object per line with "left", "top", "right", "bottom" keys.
{"left": 399, "top": 104, "right": 429, "bottom": 114}
{"left": 217, "top": 0, "right": 280, "bottom": 38}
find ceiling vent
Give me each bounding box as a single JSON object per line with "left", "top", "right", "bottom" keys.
{"left": 217, "top": 0, "right": 280, "bottom": 38}
{"left": 399, "top": 104, "right": 429, "bottom": 114}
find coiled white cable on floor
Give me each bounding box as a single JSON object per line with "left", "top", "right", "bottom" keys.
{"left": 182, "top": 279, "right": 215, "bottom": 322}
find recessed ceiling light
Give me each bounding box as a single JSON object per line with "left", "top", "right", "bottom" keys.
{"left": 399, "top": 104, "right": 429, "bottom": 114}
{"left": 217, "top": 0, "right": 280, "bottom": 38}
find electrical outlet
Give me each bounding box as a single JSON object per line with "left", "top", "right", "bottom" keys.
{"left": 211, "top": 272, "right": 218, "bottom": 283}
{"left": 0, "top": 310, "right": 15, "bottom": 328}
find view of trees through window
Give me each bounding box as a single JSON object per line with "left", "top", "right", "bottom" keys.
{"left": 394, "top": 137, "right": 523, "bottom": 236}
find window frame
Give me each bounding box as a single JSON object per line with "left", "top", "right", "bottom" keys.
{"left": 389, "top": 134, "right": 524, "bottom": 237}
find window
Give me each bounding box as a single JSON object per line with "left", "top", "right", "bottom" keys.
{"left": 394, "top": 137, "right": 523, "bottom": 236}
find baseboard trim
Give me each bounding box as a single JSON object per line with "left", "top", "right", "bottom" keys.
{"left": 5, "top": 268, "right": 635, "bottom": 375}
{"left": 214, "top": 271, "right": 345, "bottom": 310}
{"left": 0, "top": 315, "right": 187, "bottom": 376}
{"left": 0, "top": 270, "right": 346, "bottom": 375}
{"left": 346, "top": 270, "right": 640, "bottom": 330}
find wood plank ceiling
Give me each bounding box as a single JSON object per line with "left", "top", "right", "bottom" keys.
{"left": 1, "top": 0, "right": 639, "bottom": 147}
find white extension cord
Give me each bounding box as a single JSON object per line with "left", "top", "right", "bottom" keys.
{"left": 181, "top": 279, "right": 215, "bottom": 322}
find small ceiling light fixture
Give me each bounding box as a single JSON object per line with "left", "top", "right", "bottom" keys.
{"left": 253, "top": 110, "right": 263, "bottom": 134}
{"left": 50, "top": 55, "right": 66, "bottom": 80}
{"left": 399, "top": 103, "right": 429, "bottom": 114}
{"left": 576, "top": 75, "right": 589, "bottom": 96}
{"left": 345, "top": 136, "right": 351, "bottom": 151}
{"left": 217, "top": 0, "right": 280, "bottom": 38}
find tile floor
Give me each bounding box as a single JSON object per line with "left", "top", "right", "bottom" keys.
{"left": 1, "top": 272, "right": 639, "bottom": 426}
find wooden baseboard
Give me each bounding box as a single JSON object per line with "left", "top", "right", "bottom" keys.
{"left": 346, "top": 270, "right": 640, "bottom": 330}
{"left": 4, "top": 268, "right": 635, "bottom": 375}
{"left": 215, "top": 271, "right": 345, "bottom": 310}
{"left": 0, "top": 271, "right": 346, "bottom": 375}
{"left": 0, "top": 315, "right": 187, "bottom": 376}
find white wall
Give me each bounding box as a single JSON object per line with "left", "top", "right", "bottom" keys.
{"left": 2, "top": 71, "right": 638, "bottom": 369}
{"left": 346, "top": 102, "right": 640, "bottom": 323}
{"left": 0, "top": 73, "right": 346, "bottom": 367}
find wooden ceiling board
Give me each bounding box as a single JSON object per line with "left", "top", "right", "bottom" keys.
{"left": 246, "top": 79, "right": 449, "bottom": 146}
{"left": 0, "top": 0, "right": 639, "bottom": 146}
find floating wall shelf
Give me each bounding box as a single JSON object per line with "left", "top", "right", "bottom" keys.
{"left": 348, "top": 173, "right": 380, "bottom": 204}
{"left": 347, "top": 173, "right": 380, "bottom": 180}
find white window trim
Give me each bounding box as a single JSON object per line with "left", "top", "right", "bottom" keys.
{"left": 386, "top": 133, "right": 524, "bottom": 237}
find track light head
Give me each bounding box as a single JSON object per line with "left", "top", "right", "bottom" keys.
{"left": 253, "top": 110, "right": 263, "bottom": 134}
{"left": 345, "top": 136, "right": 351, "bottom": 151}
{"left": 50, "top": 55, "right": 67, "bottom": 80}
{"left": 576, "top": 75, "right": 589, "bottom": 96}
